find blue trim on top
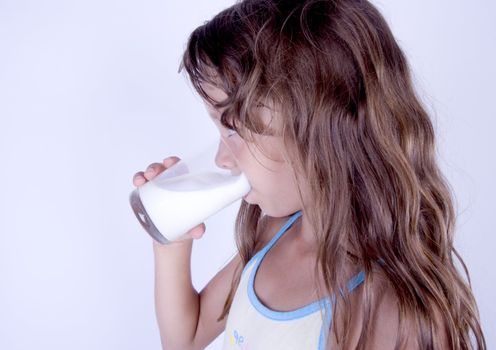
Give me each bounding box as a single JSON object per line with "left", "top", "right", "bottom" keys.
{"left": 248, "top": 210, "right": 337, "bottom": 321}
{"left": 317, "top": 271, "right": 366, "bottom": 350}
{"left": 259, "top": 211, "right": 304, "bottom": 256}
{"left": 244, "top": 208, "right": 367, "bottom": 339}
{"left": 247, "top": 210, "right": 366, "bottom": 323}
{"left": 318, "top": 296, "right": 334, "bottom": 350}
{"left": 240, "top": 211, "right": 303, "bottom": 278}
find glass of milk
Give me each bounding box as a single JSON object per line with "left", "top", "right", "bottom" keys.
{"left": 129, "top": 140, "right": 251, "bottom": 244}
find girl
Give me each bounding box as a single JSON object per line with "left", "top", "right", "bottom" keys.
{"left": 132, "top": 0, "right": 486, "bottom": 349}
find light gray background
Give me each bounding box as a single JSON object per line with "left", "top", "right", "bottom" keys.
{"left": 0, "top": 0, "right": 494, "bottom": 349}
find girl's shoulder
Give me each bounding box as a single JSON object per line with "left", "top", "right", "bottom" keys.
{"left": 328, "top": 266, "right": 449, "bottom": 349}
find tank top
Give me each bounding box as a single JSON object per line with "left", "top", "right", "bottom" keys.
{"left": 221, "top": 210, "right": 365, "bottom": 350}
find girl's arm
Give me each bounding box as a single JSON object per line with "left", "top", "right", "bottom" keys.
{"left": 153, "top": 239, "right": 242, "bottom": 350}
{"left": 133, "top": 158, "right": 242, "bottom": 349}
{"left": 190, "top": 251, "right": 242, "bottom": 349}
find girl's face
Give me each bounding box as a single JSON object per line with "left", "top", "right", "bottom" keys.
{"left": 201, "top": 82, "right": 304, "bottom": 218}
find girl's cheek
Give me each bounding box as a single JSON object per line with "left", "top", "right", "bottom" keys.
{"left": 248, "top": 135, "right": 286, "bottom": 164}
{"left": 230, "top": 139, "right": 249, "bottom": 164}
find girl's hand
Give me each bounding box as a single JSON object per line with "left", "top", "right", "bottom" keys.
{"left": 132, "top": 156, "right": 206, "bottom": 242}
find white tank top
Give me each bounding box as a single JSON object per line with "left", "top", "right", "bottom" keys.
{"left": 221, "top": 210, "right": 365, "bottom": 350}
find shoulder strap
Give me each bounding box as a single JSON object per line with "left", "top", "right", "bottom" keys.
{"left": 241, "top": 210, "right": 303, "bottom": 276}
{"left": 258, "top": 210, "right": 303, "bottom": 256}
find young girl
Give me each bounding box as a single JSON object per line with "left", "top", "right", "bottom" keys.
{"left": 132, "top": 0, "right": 486, "bottom": 349}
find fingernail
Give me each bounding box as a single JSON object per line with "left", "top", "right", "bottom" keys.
{"left": 146, "top": 167, "right": 154, "bottom": 173}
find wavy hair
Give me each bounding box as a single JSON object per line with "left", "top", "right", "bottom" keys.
{"left": 179, "top": 0, "right": 486, "bottom": 348}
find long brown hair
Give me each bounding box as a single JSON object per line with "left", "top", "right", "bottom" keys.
{"left": 179, "top": 0, "right": 486, "bottom": 348}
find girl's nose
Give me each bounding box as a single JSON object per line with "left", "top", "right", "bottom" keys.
{"left": 215, "top": 139, "right": 238, "bottom": 172}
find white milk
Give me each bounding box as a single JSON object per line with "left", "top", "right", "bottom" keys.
{"left": 135, "top": 169, "right": 251, "bottom": 243}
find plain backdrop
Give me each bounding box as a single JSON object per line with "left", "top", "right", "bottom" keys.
{"left": 0, "top": 0, "right": 494, "bottom": 349}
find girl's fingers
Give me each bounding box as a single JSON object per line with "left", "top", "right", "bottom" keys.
{"left": 187, "top": 223, "right": 206, "bottom": 240}
{"left": 133, "top": 171, "right": 146, "bottom": 187}
{"left": 163, "top": 156, "right": 181, "bottom": 168}
{"left": 143, "top": 162, "right": 165, "bottom": 180}
{"left": 132, "top": 157, "right": 181, "bottom": 187}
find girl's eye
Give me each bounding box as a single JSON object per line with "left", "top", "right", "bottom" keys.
{"left": 226, "top": 129, "right": 237, "bottom": 138}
